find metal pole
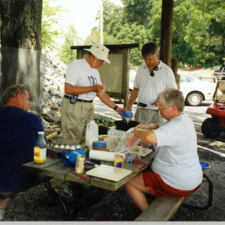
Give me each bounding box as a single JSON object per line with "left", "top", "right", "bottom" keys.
{"left": 100, "top": 0, "right": 104, "bottom": 44}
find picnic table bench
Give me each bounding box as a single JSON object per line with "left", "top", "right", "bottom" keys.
{"left": 135, "top": 173, "right": 213, "bottom": 221}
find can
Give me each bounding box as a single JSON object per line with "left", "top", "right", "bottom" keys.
{"left": 75, "top": 155, "right": 85, "bottom": 174}
{"left": 114, "top": 154, "right": 124, "bottom": 168}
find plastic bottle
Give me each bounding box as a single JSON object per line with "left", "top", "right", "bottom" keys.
{"left": 85, "top": 120, "right": 99, "bottom": 148}
{"left": 34, "top": 131, "right": 47, "bottom": 163}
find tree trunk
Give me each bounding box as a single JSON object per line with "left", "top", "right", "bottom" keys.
{"left": 160, "top": 0, "right": 173, "bottom": 67}
{"left": 0, "top": 0, "right": 42, "bottom": 49}
{"left": 0, "top": 0, "right": 43, "bottom": 114}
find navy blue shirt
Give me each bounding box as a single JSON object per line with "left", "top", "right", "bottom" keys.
{"left": 0, "top": 106, "right": 44, "bottom": 191}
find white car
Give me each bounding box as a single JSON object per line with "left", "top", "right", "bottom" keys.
{"left": 178, "top": 71, "right": 216, "bottom": 106}
{"left": 128, "top": 70, "right": 216, "bottom": 106}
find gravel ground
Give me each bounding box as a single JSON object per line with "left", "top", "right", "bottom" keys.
{"left": 3, "top": 147, "right": 225, "bottom": 222}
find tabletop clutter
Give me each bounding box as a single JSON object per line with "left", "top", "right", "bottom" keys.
{"left": 33, "top": 110, "right": 155, "bottom": 181}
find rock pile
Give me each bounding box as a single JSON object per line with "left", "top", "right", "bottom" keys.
{"left": 40, "top": 53, "right": 67, "bottom": 128}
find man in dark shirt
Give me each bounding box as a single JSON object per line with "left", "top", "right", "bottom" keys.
{"left": 0, "top": 85, "right": 44, "bottom": 220}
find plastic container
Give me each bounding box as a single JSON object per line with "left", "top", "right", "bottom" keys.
{"left": 34, "top": 131, "right": 47, "bottom": 164}
{"left": 122, "top": 110, "right": 133, "bottom": 123}
{"left": 114, "top": 120, "right": 140, "bottom": 131}
{"left": 92, "top": 141, "right": 107, "bottom": 151}
{"left": 85, "top": 120, "right": 99, "bottom": 148}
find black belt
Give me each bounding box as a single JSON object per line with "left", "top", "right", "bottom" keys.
{"left": 64, "top": 95, "right": 93, "bottom": 103}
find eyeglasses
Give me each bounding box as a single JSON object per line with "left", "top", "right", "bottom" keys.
{"left": 150, "top": 66, "right": 159, "bottom": 77}
{"left": 157, "top": 105, "right": 167, "bottom": 109}
{"left": 152, "top": 102, "right": 168, "bottom": 109}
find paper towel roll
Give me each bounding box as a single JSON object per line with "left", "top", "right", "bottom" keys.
{"left": 89, "top": 150, "right": 125, "bottom": 162}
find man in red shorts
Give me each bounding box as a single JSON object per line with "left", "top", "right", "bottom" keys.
{"left": 124, "top": 88, "right": 202, "bottom": 211}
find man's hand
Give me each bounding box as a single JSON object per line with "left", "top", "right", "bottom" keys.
{"left": 116, "top": 107, "right": 127, "bottom": 116}
{"left": 93, "top": 84, "right": 105, "bottom": 93}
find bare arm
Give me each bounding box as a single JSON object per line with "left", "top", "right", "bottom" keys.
{"left": 136, "top": 124, "right": 159, "bottom": 130}
{"left": 134, "top": 126, "right": 157, "bottom": 145}
{"left": 64, "top": 83, "right": 105, "bottom": 95}
{"left": 127, "top": 88, "right": 139, "bottom": 110}
{"left": 97, "top": 91, "right": 126, "bottom": 115}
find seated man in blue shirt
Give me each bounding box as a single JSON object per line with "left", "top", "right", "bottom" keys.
{"left": 0, "top": 85, "right": 44, "bottom": 220}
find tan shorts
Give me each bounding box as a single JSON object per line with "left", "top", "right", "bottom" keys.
{"left": 135, "top": 108, "right": 165, "bottom": 125}
{"left": 60, "top": 97, "right": 94, "bottom": 145}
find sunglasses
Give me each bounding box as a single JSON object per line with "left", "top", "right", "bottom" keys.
{"left": 150, "top": 66, "right": 159, "bottom": 77}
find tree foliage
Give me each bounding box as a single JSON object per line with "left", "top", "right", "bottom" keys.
{"left": 98, "top": 0, "right": 225, "bottom": 68}
{"left": 172, "top": 0, "right": 225, "bottom": 67}
{"left": 121, "top": 0, "right": 153, "bottom": 26}
{"left": 60, "top": 24, "right": 82, "bottom": 64}
{"left": 2, "top": 0, "right": 223, "bottom": 68}
{"left": 42, "top": 0, "right": 64, "bottom": 51}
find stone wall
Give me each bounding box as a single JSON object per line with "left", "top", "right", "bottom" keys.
{"left": 40, "top": 52, "right": 67, "bottom": 128}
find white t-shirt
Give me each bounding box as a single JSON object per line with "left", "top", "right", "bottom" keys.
{"left": 134, "top": 61, "right": 177, "bottom": 110}
{"left": 152, "top": 114, "right": 203, "bottom": 190}
{"left": 65, "top": 59, "right": 102, "bottom": 101}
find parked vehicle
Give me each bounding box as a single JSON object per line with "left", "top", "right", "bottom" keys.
{"left": 128, "top": 70, "right": 216, "bottom": 106}
{"left": 178, "top": 72, "right": 216, "bottom": 106}
{"left": 201, "top": 80, "right": 225, "bottom": 139}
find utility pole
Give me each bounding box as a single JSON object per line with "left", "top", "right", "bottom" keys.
{"left": 100, "top": 0, "right": 104, "bottom": 44}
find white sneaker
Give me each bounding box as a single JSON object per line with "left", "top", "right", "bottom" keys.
{"left": 0, "top": 209, "right": 5, "bottom": 221}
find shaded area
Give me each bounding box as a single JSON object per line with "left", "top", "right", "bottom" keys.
{"left": 0, "top": 47, "right": 45, "bottom": 114}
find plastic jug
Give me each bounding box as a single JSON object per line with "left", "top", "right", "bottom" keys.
{"left": 85, "top": 120, "right": 99, "bottom": 148}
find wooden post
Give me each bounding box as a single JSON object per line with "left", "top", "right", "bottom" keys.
{"left": 160, "top": 0, "right": 173, "bottom": 67}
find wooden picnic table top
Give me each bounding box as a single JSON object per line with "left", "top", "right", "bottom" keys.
{"left": 22, "top": 151, "right": 154, "bottom": 191}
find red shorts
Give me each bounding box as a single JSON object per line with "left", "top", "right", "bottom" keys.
{"left": 143, "top": 170, "right": 201, "bottom": 197}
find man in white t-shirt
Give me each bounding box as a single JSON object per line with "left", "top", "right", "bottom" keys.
{"left": 124, "top": 88, "right": 202, "bottom": 212}
{"left": 60, "top": 43, "right": 125, "bottom": 145}
{"left": 127, "top": 42, "right": 177, "bottom": 125}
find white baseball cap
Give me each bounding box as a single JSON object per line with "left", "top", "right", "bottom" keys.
{"left": 84, "top": 43, "right": 111, "bottom": 64}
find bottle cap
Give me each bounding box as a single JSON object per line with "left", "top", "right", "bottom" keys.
{"left": 92, "top": 141, "right": 107, "bottom": 148}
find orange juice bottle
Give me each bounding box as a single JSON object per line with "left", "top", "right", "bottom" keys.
{"left": 34, "top": 131, "right": 47, "bottom": 163}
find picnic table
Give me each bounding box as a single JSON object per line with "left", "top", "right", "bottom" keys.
{"left": 22, "top": 149, "right": 155, "bottom": 220}
{"left": 22, "top": 148, "right": 213, "bottom": 221}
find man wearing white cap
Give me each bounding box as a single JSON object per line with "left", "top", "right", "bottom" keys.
{"left": 60, "top": 43, "right": 125, "bottom": 145}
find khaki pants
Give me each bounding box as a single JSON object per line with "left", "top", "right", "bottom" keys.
{"left": 135, "top": 108, "right": 165, "bottom": 125}
{"left": 60, "top": 97, "right": 94, "bottom": 145}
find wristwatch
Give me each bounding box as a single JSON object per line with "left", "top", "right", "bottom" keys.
{"left": 113, "top": 105, "right": 118, "bottom": 111}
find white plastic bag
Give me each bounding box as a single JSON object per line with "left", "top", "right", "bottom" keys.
{"left": 104, "top": 127, "right": 126, "bottom": 152}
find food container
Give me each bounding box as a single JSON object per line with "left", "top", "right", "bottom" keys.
{"left": 92, "top": 141, "right": 107, "bottom": 151}
{"left": 114, "top": 120, "right": 140, "bottom": 131}
{"left": 114, "top": 154, "right": 124, "bottom": 168}
{"left": 75, "top": 155, "right": 85, "bottom": 174}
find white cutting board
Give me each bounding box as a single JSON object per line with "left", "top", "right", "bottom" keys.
{"left": 86, "top": 164, "right": 132, "bottom": 182}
